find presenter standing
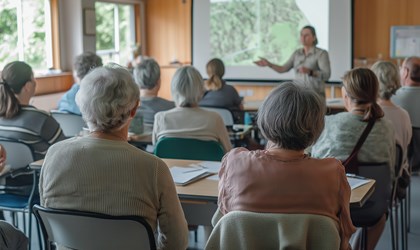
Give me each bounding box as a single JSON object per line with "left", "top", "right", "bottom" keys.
{"left": 254, "top": 25, "right": 331, "bottom": 96}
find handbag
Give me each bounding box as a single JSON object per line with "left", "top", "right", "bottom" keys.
{"left": 341, "top": 119, "right": 375, "bottom": 174}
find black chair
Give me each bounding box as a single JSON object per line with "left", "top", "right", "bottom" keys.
{"left": 350, "top": 162, "right": 392, "bottom": 250}
{"left": 407, "top": 126, "right": 420, "bottom": 233}
{"left": 0, "top": 140, "right": 39, "bottom": 249}
{"left": 33, "top": 205, "right": 156, "bottom": 250}
{"left": 389, "top": 144, "right": 406, "bottom": 250}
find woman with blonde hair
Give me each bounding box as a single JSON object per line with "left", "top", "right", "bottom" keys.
{"left": 312, "top": 68, "right": 395, "bottom": 250}
{"left": 371, "top": 61, "right": 412, "bottom": 170}
{"left": 199, "top": 58, "right": 243, "bottom": 110}
{"left": 154, "top": 65, "right": 232, "bottom": 152}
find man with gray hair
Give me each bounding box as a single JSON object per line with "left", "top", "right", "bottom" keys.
{"left": 132, "top": 58, "right": 174, "bottom": 128}
{"left": 392, "top": 56, "right": 420, "bottom": 127}
{"left": 57, "top": 51, "right": 103, "bottom": 115}
{"left": 392, "top": 56, "right": 420, "bottom": 171}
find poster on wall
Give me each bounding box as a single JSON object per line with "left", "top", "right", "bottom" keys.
{"left": 391, "top": 26, "right": 420, "bottom": 58}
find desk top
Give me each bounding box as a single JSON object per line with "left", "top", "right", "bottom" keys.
{"left": 30, "top": 158, "right": 374, "bottom": 207}
{"left": 244, "top": 98, "right": 346, "bottom": 112}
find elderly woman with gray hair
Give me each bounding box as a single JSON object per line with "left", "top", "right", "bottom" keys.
{"left": 215, "top": 82, "right": 355, "bottom": 250}
{"left": 153, "top": 66, "right": 232, "bottom": 152}
{"left": 39, "top": 65, "right": 188, "bottom": 249}
{"left": 371, "top": 61, "right": 412, "bottom": 170}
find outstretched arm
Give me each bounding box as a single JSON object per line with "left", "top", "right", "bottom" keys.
{"left": 254, "top": 57, "right": 291, "bottom": 73}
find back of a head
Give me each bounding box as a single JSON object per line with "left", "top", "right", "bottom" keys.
{"left": 205, "top": 58, "right": 225, "bottom": 91}
{"left": 133, "top": 58, "right": 160, "bottom": 90}
{"left": 342, "top": 68, "right": 384, "bottom": 121}
{"left": 405, "top": 56, "right": 420, "bottom": 83}
{"left": 371, "top": 61, "right": 400, "bottom": 100}
{"left": 0, "top": 61, "right": 33, "bottom": 118}
{"left": 171, "top": 66, "right": 204, "bottom": 107}
{"left": 74, "top": 52, "right": 103, "bottom": 80}
{"left": 257, "top": 82, "right": 325, "bottom": 150}
{"left": 76, "top": 64, "right": 139, "bottom": 132}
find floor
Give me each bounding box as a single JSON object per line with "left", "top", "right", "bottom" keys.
{"left": 19, "top": 175, "right": 420, "bottom": 250}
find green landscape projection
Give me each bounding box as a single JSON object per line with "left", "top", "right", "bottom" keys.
{"left": 210, "top": 0, "right": 309, "bottom": 66}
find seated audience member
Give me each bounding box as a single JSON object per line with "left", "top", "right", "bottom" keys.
{"left": 40, "top": 65, "right": 188, "bottom": 249}
{"left": 371, "top": 61, "right": 412, "bottom": 170}
{"left": 0, "top": 61, "right": 65, "bottom": 161}
{"left": 153, "top": 66, "right": 232, "bottom": 152}
{"left": 392, "top": 56, "right": 420, "bottom": 128}
{"left": 132, "top": 58, "right": 174, "bottom": 127}
{"left": 0, "top": 220, "right": 28, "bottom": 250}
{"left": 199, "top": 58, "right": 243, "bottom": 110}
{"left": 216, "top": 82, "right": 355, "bottom": 250}
{"left": 57, "top": 52, "right": 103, "bottom": 115}
{"left": 311, "top": 68, "right": 395, "bottom": 250}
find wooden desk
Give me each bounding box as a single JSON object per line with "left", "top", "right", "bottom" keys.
{"left": 30, "top": 158, "right": 374, "bottom": 206}
{"left": 162, "top": 159, "right": 375, "bottom": 207}
{"left": 30, "top": 158, "right": 375, "bottom": 225}
{"left": 244, "top": 98, "right": 346, "bottom": 114}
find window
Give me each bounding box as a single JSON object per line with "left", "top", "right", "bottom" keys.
{"left": 95, "top": 2, "right": 136, "bottom": 66}
{"left": 0, "top": 0, "right": 53, "bottom": 71}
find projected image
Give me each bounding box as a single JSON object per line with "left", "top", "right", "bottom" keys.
{"left": 210, "top": 0, "right": 309, "bottom": 66}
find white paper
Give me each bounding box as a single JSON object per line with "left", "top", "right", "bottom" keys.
{"left": 191, "top": 161, "right": 222, "bottom": 174}
{"left": 347, "top": 177, "right": 371, "bottom": 190}
{"left": 170, "top": 166, "right": 212, "bottom": 186}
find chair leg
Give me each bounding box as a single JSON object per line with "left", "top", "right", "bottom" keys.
{"left": 407, "top": 183, "right": 411, "bottom": 233}
{"left": 389, "top": 204, "right": 397, "bottom": 250}
{"left": 400, "top": 200, "right": 406, "bottom": 250}
{"left": 28, "top": 211, "right": 32, "bottom": 250}
{"left": 23, "top": 212, "right": 27, "bottom": 235}
{"left": 361, "top": 227, "right": 367, "bottom": 250}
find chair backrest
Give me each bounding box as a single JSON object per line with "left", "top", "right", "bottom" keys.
{"left": 154, "top": 137, "right": 225, "bottom": 161}
{"left": 33, "top": 205, "right": 156, "bottom": 250}
{"left": 51, "top": 110, "right": 86, "bottom": 137}
{"left": 408, "top": 127, "right": 420, "bottom": 171}
{"left": 350, "top": 162, "right": 392, "bottom": 227}
{"left": 205, "top": 211, "right": 340, "bottom": 250}
{"left": 202, "top": 107, "right": 235, "bottom": 126}
{"left": 0, "top": 140, "right": 34, "bottom": 171}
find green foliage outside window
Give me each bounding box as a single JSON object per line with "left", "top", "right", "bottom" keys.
{"left": 95, "top": 1, "right": 134, "bottom": 66}
{"left": 0, "top": 0, "right": 48, "bottom": 71}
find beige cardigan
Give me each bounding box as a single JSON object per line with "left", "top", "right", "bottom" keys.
{"left": 206, "top": 209, "right": 341, "bottom": 250}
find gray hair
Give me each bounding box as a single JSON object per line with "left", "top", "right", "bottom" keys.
{"left": 171, "top": 66, "right": 204, "bottom": 107}
{"left": 257, "top": 82, "right": 325, "bottom": 150}
{"left": 133, "top": 58, "right": 160, "bottom": 89}
{"left": 371, "top": 61, "right": 400, "bottom": 100}
{"left": 74, "top": 52, "right": 103, "bottom": 80}
{"left": 76, "top": 64, "right": 140, "bottom": 132}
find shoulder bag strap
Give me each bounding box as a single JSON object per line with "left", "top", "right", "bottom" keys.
{"left": 342, "top": 119, "right": 376, "bottom": 167}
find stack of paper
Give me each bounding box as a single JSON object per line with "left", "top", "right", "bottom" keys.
{"left": 169, "top": 161, "right": 222, "bottom": 186}
{"left": 170, "top": 167, "right": 212, "bottom": 186}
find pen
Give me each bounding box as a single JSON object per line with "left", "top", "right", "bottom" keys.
{"left": 183, "top": 168, "right": 204, "bottom": 173}
{"left": 346, "top": 173, "right": 368, "bottom": 180}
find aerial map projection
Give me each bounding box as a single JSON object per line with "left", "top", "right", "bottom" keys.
{"left": 210, "top": 0, "right": 309, "bottom": 66}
